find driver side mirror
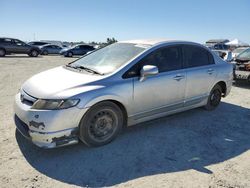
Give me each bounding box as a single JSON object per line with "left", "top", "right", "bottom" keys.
{"left": 140, "top": 65, "right": 159, "bottom": 82}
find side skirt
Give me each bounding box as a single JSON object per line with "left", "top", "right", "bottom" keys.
{"left": 127, "top": 97, "right": 208, "bottom": 126}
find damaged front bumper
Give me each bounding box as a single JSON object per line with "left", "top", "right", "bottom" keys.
{"left": 14, "top": 93, "right": 88, "bottom": 148}
{"left": 14, "top": 115, "right": 78, "bottom": 148}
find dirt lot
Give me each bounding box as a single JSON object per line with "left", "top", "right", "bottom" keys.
{"left": 0, "top": 55, "right": 250, "bottom": 188}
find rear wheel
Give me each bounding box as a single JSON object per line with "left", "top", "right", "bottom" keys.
{"left": 43, "top": 50, "right": 48, "bottom": 55}
{"left": 79, "top": 101, "right": 124, "bottom": 147}
{"left": 204, "top": 85, "right": 222, "bottom": 111}
{"left": 29, "top": 50, "right": 39, "bottom": 57}
{"left": 0, "top": 48, "right": 6, "bottom": 57}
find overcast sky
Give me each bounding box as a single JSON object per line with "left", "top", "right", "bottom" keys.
{"left": 1, "top": 0, "right": 250, "bottom": 43}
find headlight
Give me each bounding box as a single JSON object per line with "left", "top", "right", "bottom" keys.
{"left": 31, "top": 99, "right": 80, "bottom": 110}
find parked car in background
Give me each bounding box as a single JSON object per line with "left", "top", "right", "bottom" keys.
{"left": 60, "top": 44, "right": 95, "bottom": 57}
{"left": 14, "top": 39, "right": 233, "bottom": 148}
{"left": 28, "top": 41, "right": 49, "bottom": 47}
{"left": 233, "top": 47, "right": 250, "bottom": 82}
{"left": 0, "top": 37, "right": 41, "bottom": 57}
{"left": 213, "top": 43, "right": 230, "bottom": 50}
{"left": 206, "top": 39, "right": 229, "bottom": 46}
{"left": 205, "top": 39, "right": 230, "bottom": 50}
{"left": 232, "top": 47, "right": 248, "bottom": 58}
{"left": 40, "top": 44, "right": 62, "bottom": 55}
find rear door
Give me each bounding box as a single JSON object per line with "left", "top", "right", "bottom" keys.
{"left": 49, "top": 45, "right": 57, "bottom": 54}
{"left": 182, "top": 45, "right": 216, "bottom": 106}
{"left": 54, "top": 45, "right": 62, "bottom": 53}
{"left": 0, "top": 38, "right": 14, "bottom": 53}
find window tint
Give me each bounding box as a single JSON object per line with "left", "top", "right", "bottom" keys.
{"left": 14, "top": 39, "right": 24, "bottom": 45}
{"left": 0, "top": 38, "right": 12, "bottom": 44}
{"left": 183, "top": 45, "right": 213, "bottom": 68}
{"left": 123, "top": 46, "right": 182, "bottom": 78}
{"left": 80, "top": 45, "right": 94, "bottom": 50}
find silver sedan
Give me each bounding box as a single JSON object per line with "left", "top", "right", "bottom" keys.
{"left": 14, "top": 39, "right": 233, "bottom": 148}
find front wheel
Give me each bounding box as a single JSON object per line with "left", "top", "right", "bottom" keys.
{"left": 204, "top": 85, "right": 222, "bottom": 111}
{"left": 79, "top": 101, "right": 124, "bottom": 147}
{"left": 67, "top": 52, "right": 73, "bottom": 57}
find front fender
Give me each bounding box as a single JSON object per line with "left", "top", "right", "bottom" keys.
{"left": 82, "top": 94, "right": 126, "bottom": 108}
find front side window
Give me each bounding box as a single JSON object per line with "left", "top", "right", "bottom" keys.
{"left": 123, "top": 46, "right": 183, "bottom": 78}
{"left": 183, "top": 45, "right": 213, "bottom": 68}
{"left": 70, "top": 43, "right": 148, "bottom": 75}
{"left": 14, "top": 39, "right": 25, "bottom": 46}
{"left": 141, "top": 46, "right": 182, "bottom": 72}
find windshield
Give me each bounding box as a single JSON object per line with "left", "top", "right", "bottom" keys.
{"left": 233, "top": 48, "right": 246, "bottom": 54}
{"left": 70, "top": 43, "right": 148, "bottom": 74}
{"left": 237, "top": 48, "right": 250, "bottom": 60}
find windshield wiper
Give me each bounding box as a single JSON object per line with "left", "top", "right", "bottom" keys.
{"left": 65, "top": 64, "right": 104, "bottom": 75}
{"left": 75, "top": 65, "right": 104, "bottom": 75}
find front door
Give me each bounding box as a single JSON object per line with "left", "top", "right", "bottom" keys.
{"left": 127, "top": 45, "right": 187, "bottom": 119}
{"left": 12, "top": 39, "right": 30, "bottom": 54}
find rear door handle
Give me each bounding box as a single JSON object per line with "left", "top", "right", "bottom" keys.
{"left": 173, "top": 74, "right": 185, "bottom": 81}
{"left": 207, "top": 69, "right": 214, "bottom": 75}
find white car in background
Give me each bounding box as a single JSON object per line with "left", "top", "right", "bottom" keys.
{"left": 232, "top": 47, "right": 249, "bottom": 58}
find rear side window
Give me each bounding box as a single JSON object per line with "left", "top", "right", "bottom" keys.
{"left": 0, "top": 38, "right": 12, "bottom": 44}
{"left": 183, "top": 45, "right": 214, "bottom": 68}
{"left": 123, "top": 46, "right": 183, "bottom": 78}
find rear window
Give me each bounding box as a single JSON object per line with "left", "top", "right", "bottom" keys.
{"left": 183, "top": 45, "right": 214, "bottom": 68}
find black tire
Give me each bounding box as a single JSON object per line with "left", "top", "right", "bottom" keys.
{"left": 29, "top": 50, "right": 39, "bottom": 57}
{"left": 67, "top": 51, "right": 73, "bottom": 57}
{"left": 204, "top": 84, "right": 222, "bottom": 111}
{"left": 79, "top": 101, "right": 124, "bottom": 147}
{"left": 0, "top": 48, "right": 6, "bottom": 57}
{"left": 43, "top": 50, "right": 48, "bottom": 55}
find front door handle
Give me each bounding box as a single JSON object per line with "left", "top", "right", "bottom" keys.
{"left": 207, "top": 69, "right": 214, "bottom": 75}
{"left": 173, "top": 74, "right": 185, "bottom": 81}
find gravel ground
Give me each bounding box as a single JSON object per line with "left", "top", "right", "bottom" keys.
{"left": 0, "top": 55, "right": 250, "bottom": 188}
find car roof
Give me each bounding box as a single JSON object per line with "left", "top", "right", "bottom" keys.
{"left": 119, "top": 39, "right": 202, "bottom": 47}
{"left": 0, "top": 37, "right": 18, "bottom": 40}
{"left": 42, "top": 44, "right": 60, "bottom": 47}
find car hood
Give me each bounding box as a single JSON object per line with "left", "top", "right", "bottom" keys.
{"left": 22, "top": 66, "right": 103, "bottom": 99}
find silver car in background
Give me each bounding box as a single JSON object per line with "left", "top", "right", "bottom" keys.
{"left": 14, "top": 39, "right": 233, "bottom": 148}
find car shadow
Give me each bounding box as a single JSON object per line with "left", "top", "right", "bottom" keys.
{"left": 233, "top": 80, "right": 250, "bottom": 89}
{"left": 0, "top": 55, "right": 43, "bottom": 58}
{"left": 16, "top": 102, "right": 250, "bottom": 187}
